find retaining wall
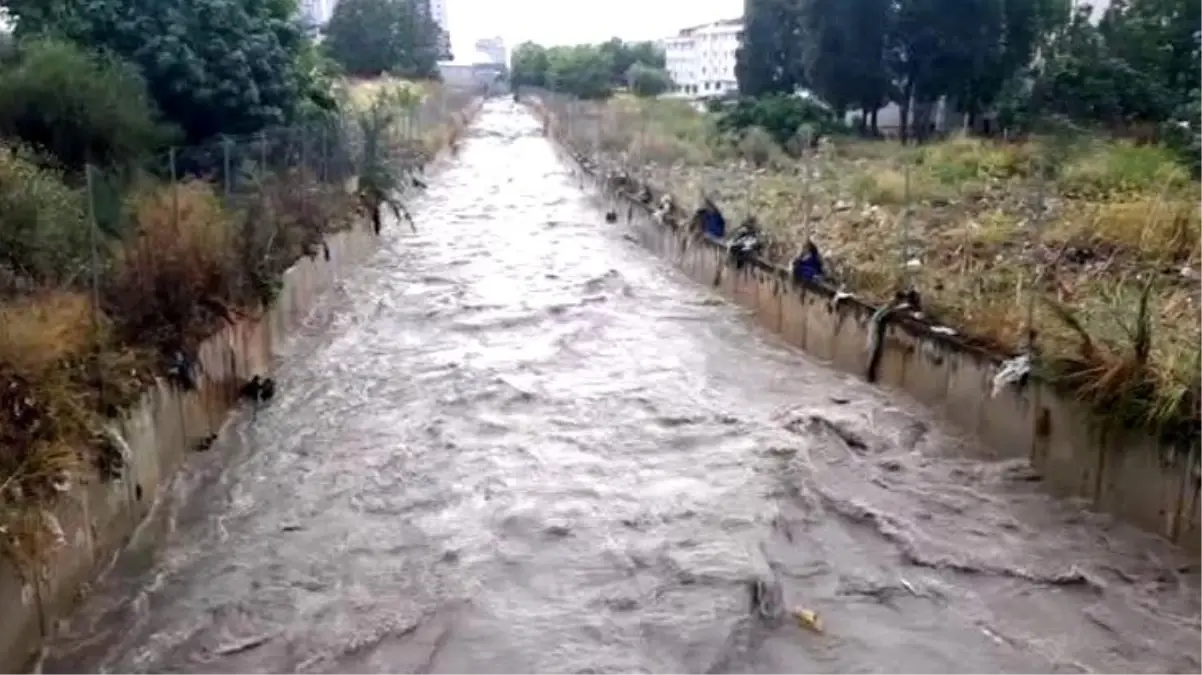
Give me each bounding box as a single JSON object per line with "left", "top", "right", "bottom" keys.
{"left": 0, "top": 97, "right": 485, "bottom": 673}
{"left": 553, "top": 140, "right": 1200, "bottom": 557}
{"left": 0, "top": 223, "right": 379, "bottom": 673}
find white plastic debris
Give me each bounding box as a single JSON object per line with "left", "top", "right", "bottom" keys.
{"left": 866, "top": 304, "right": 893, "bottom": 351}
{"left": 991, "top": 353, "right": 1032, "bottom": 397}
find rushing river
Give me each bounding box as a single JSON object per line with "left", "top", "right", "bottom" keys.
{"left": 43, "top": 100, "right": 1200, "bottom": 674}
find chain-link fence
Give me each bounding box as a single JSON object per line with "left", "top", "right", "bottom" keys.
{"left": 526, "top": 89, "right": 1201, "bottom": 440}
{"left": 81, "top": 89, "right": 478, "bottom": 359}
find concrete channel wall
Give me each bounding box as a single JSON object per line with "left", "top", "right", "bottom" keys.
{"left": 0, "top": 223, "right": 379, "bottom": 673}
{"left": 549, "top": 140, "right": 1200, "bottom": 558}
{"left": 0, "top": 98, "right": 484, "bottom": 673}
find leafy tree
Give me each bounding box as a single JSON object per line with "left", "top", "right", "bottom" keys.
{"left": 626, "top": 63, "right": 672, "bottom": 97}
{"left": 545, "top": 45, "right": 614, "bottom": 99}
{"left": 736, "top": 0, "right": 807, "bottom": 96}
{"left": 3, "top": 0, "right": 323, "bottom": 144}
{"left": 599, "top": 38, "right": 665, "bottom": 85}
{"left": 0, "top": 38, "right": 172, "bottom": 171}
{"left": 324, "top": 0, "right": 440, "bottom": 79}
{"left": 511, "top": 41, "right": 549, "bottom": 88}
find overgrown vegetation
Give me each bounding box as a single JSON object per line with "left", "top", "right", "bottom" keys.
{"left": 0, "top": 4, "right": 475, "bottom": 568}
{"left": 539, "top": 90, "right": 1201, "bottom": 449}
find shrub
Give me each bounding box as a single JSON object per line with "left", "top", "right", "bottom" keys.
{"left": 103, "top": 180, "right": 238, "bottom": 353}
{"left": 0, "top": 38, "right": 172, "bottom": 172}
{"left": 736, "top": 126, "right": 783, "bottom": 168}
{"left": 919, "top": 133, "right": 1035, "bottom": 183}
{"left": 0, "top": 290, "right": 151, "bottom": 566}
{"left": 238, "top": 166, "right": 357, "bottom": 304}
{"left": 626, "top": 63, "right": 672, "bottom": 98}
{"left": 715, "top": 94, "right": 842, "bottom": 148}
{"left": 0, "top": 143, "right": 89, "bottom": 292}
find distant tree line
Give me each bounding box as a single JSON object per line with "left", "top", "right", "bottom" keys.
{"left": 511, "top": 38, "right": 673, "bottom": 99}
{"left": 737, "top": 0, "right": 1200, "bottom": 150}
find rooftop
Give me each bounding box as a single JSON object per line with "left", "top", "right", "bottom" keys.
{"left": 676, "top": 17, "right": 743, "bottom": 37}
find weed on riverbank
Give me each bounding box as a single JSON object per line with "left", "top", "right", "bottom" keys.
{"left": 0, "top": 83, "right": 476, "bottom": 568}
{"left": 537, "top": 95, "right": 1200, "bottom": 444}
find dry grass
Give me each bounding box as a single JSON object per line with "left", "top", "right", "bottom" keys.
{"left": 347, "top": 77, "right": 430, "bottom": 110}
{"left": 0, "top": 292, "right": 149, "bottom": 569}
{"left": 104, "top": 179, "right": 241, "bottom": 354}
{"left": 541, "top": 96, "right": 1201, "bottom": 441}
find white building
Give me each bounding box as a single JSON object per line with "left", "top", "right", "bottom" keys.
{"left": 474, "top": 37, "right": 506, "bottom": 67}
{"left": 426, "top": 0, "right": 447, "bottom": 30}
{"left": 660, "top": 18, "right": 742, "bottom": 99}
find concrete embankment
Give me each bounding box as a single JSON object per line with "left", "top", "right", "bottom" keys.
{"left": 539, "top": 114, "right": 1200, "bottom": 556}
{"left": 0, "top": 98, "right": 483, "bottom": 674}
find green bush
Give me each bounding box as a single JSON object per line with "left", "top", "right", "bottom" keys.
{"left": 0, "top": 38, "right": 171, "bottom": 172}
{"left": 0, "top": 144, "right": 89, "bottom": 290}
{"left": 714, "top": 93, "right": 843, "bottom": 150}
{"left": 626, "top": 63, "right": 672, "bottom": 98}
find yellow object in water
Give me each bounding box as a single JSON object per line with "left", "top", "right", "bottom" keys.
{"left": 793, "top": 609, "right": 823, "bottom": 633}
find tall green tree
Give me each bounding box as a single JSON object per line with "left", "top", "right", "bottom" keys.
{"left": 599, "top": 38, "right": 665, "bottom": 86}
{"left": 511, "top": 41, "right": 549, "bottom": 88}
{"left": 2, "top": 0, "right": 322, "bottom": 144}
{"left": 955, "top": 0, "right": 1069, "bottom": 129}
{"left": 324, "top": 0, "right": 440, "bottom": 79}
{"left": 545, "top": 44, "right": 613, "bottom": 99}
{"left": 798, "top": 0, "right": 892, "bottom": 126}
{"left": 736, "top": 0, "right": 807, "bottom": 96}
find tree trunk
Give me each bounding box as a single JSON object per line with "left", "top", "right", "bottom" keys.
{"left": 898, "top": 82, "right": 914, "bottom": 144}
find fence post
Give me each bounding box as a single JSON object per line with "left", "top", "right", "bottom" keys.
{"left": 84, "top": 163, "right": 104, "bottom": 411}
{"left": 898, "top": 160, "right": 914, "bottom": 293}
{"left": 320, "top": 122, "right": 329, "bottom": 184}
{"left": 1024, "top": 160, "right": 1050, "bottom": 353}
{"left": 169, "top": 146, "right": 180, "bottom": 240}
{"left": 799, "top": 134, "right": 814, "bottom": 256}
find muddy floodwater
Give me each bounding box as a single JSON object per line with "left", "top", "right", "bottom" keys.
{"left": 44, "top": 100, "right": 1200, "bottom": 674}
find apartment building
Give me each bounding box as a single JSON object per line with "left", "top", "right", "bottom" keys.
{"left": 299, "top": 0, "right": 335, "bottom": 28}
{"left": 660, "top": 18, "right": 742, "bottom": 98}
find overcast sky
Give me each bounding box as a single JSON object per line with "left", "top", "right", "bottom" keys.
{"left": 446, "top": 0, "right": 742, "bottom": 59}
